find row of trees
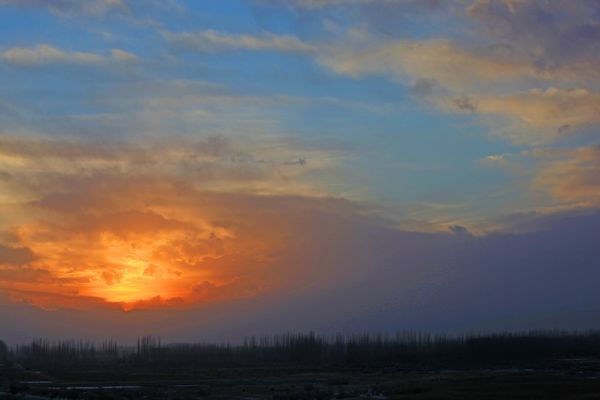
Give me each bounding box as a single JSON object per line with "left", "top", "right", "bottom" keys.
{"left": 3, "top": 330, "right": 600, "bottom": 372}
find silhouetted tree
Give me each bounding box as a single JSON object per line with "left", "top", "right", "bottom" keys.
{"left": 8, "top": 331, "right": 600, "bottom": 374}
{"left": 0, "top": 339, "right": 8, "bottom": 362}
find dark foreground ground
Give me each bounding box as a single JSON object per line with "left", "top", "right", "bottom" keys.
{"left": 3, "top": 333, "right": 600, "bottom": 398}
{"left": 3, "top": 360, "right": 600, "bottom": 400}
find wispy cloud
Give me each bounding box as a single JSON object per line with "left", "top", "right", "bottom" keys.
{"left": 319, "top": 38, "right": 536, "bottom": 89}
{"left": 0, "top": 0, "right": 128, "bottom": 16}
{"left": 441, "top": 88, "right": 600, "bottom": 143}
{"left": 164, "top": 30, "right": 316, "bottom": 53}
{"left": 0, "top": 134, "right": 339, "bottom": 196}
{"left": 268, "top": 0, "right": 444, "bottom": 10}
{"left": 165, "top": 3, "right": 600, "bottom": 146}
{"left": 291, "top": 1, "right": 600, "bottom": 145}
{"left": 0, "top": 44, "right": 138, "bottom": 66}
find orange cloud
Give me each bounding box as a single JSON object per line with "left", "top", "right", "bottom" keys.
{"left": 442, "top": 88, "right": 600, "bottom": 143}
{"left": 534, "top": 146, "right": 600, "bottom": 203}
{"left": 321, "top": 38, "right": 537, "bottom": 90}
{"left": 0, "top": 134, "right": 357, "bottom": 311}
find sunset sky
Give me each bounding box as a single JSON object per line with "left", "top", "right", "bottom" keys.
{"left": 1, "top": 0, "right": 600, "bottom": 343}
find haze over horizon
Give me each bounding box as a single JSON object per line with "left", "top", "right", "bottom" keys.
{"left": 1, "top": 0, "right": 600, "bottom": 344}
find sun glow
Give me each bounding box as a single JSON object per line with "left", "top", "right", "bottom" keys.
{"left": 80, "top": 228, "right": 219, "bottom": 304}
{"left": 1, "top": 206, "right": 250, "bottom": 309}
{"left": 0, "top": 136, "right": 304, "bottom": 311}
{"left": 89, "top": 256, "right": 161, "bottom": 303}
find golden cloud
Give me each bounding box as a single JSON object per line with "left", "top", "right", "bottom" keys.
{"left": 534, "top": 146, "right": 600, "bottom": 203}
{"left": 441, "top": 88, "right": 600, "bottom": 143}
{"left": 0, "top": 134, "right": 355, "bottom": 311}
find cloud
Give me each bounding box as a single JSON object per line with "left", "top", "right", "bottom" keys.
{"left": 342, "top": 0, "right": 600, "bottom": 86}
{"left": 316, "top": 34, "right": 598, "bottom": 144}
{"left": 0, "top": 44, "right": 138, "bottom": 66}
{"left": 0, "top": 134, "right": 350, "bottom": 310}
{"left": 0, "top": 245, "right": 36, "bottom": 266}
{"left": 0, "top": 0, "right": 127, "bottom": 16}
{"left": 0, "top": 135, "right": 124, "bottom": 160}
{"left": 271, "top": 0, "right": 447, "bottom": 11}
{"left": 534, "top": 145, "right": 600, "bottom": 203}
{"left": 143, "top": 264, "right": 157, "bottom": 277}
{"left": 110, "top": 48, "right": 139, "bottom": 62}
{"left": 480, "top": 153, "right": 527, "bottom": 175}
{"left": 304, "top": 1, "right": 600, "bottom": 144}
{"left": 478, "top": 145, "right": 600, "bottom": 219}
{"left": 452, "top": 96, "right": 478, "bottom": 113}
{"left": 474, "top": 88, "right": 600, "bottom": 130}
{"left": 0, "top": 267, "right": 54, "bottom": 284}
{"left": 442, "top": 88, "right": 600, "bottom": 143}
{"left": 164, "top": 30, "right": 317, "bottom": 54}
{"left": 448, "top": 225, "right": 471, "bottom": 235}
{"left": 78, "top": 2, "right": 594, "bottom": 149}
{"left": 102, "top": 270, "right": 123, "bottom": 286}
{"left": 283, "top": 157, "right": 307, "bottom": 166}
{"left": 1, "top": 45, "right": 104, "bottom": 65}
{"left": 320, "top": 38, "right": 537, "bottom": 90}
{"left": 288, "top": 0, "right": 393, "bottom": 7}
{"left": 1, "top": 182, "right": 374, "bottom": 311}
{"left": 467, "top": 0, "right": 600, "bottom": 69}
{"left": 320, "top": 35, "right": 599, "bottom": 90}
{"left": 0, "top": 134, "right": 339, "bottom": 197}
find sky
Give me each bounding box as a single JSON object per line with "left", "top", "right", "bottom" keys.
{"left": 1, "top": 0, "right": 600, "bottom": 344}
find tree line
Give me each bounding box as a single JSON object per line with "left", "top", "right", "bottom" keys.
{"left": 2, "top": 330, "right": 600, "bottom": 373}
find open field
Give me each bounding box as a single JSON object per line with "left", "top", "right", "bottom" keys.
{"left": 3, "top": 363, "right": 600, "bottom": 399}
